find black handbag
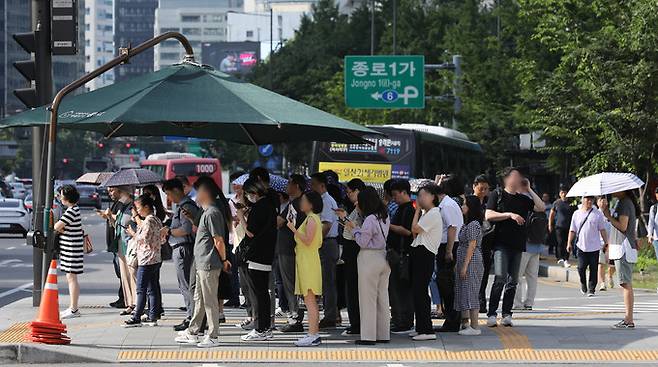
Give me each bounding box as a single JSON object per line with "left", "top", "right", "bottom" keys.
{"left": 237, "top": 236, "right": 252, "bottom": 264}
{"left": 160, "top": 242, "right": 173, "bottom": 261}
{"left": 218, "top": 269, "right": 233, "bottom": 300}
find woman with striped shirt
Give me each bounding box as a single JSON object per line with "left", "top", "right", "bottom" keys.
{"left": 54, "top": 185, "right": 84, "bottom": 319}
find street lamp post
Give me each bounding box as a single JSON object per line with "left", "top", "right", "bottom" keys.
{"left": 41, "top": 32, "right": 195, "bottom": 264}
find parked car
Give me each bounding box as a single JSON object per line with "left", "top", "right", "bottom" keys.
{"left": 0, "top": 198, "right": 32, "bottom": 237}
{"left": 11, "top": 182, "right": 27, "bottom": 200}
{"left": 76, "top": 185, "right": 102, "bottom": 209}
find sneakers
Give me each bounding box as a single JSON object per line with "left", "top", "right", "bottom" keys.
{"left": 294, "top": 333, "right": 321, "bottom": 347}
{"left": 241, "top": 329, "right": 273, "bottom": 341}
{"left": 563, "top": 260, "right": 571, "bottom": 268}
{"left": 412, "top": 333, "right": 436, "bottom": 341}
{"left": 175, "top": 331, "right": 200, "bottom": 344}
{"left": 612, "top": 320, "right": 635, "bottom": 330}
{"left": 523, "top": 305, "right": 533, "bottom": 311}
{"left": 275, "top": 307, "right": 287, "bottom": 318}
{"left": 486, "top": 316, "right": 497, "bottom": 327}
{"left": 580, "top": 285, "right": 588, "bottom": 295}
{"left": 341, "top": 328, "right": 359, "bottom": 336}
{"left": 391, "top": 326, "right": 415, "bottom": 335}
{"left": 557, "top": 259, "right": 564, "bottom": 265}
{"left": 458, "top": 327, "right": 482, "bottom": 336}
{"left": 236, "top": 319, "right": 255, "bottom": 330}
{"left": 408, "top": 331, "right": 419, "bottom": 337}
{"left": 501, "top": 315, "right": 513, "bottom": 327}
{"left": 318, "top": 318, "right": 337, "bottom": 329}
{"left": 281, "top": 323, "right": 304, "bottom": 333}
{"left": 124, "top": 318, "right": 142, "bottom": 328}
{"left": 174, "top": 319, "right": 190, "bottom": 331}
{"left": 60, "top": 308, "right": 81, "bottom": 320}
{"left": 143, "top": 318, "right": 158, "bottom": 327}
{"left": 218, "top": 313, "right": 226, "bottom": 324}
{"left": 587, "top": 291, "right": 595, "bottom": 297}
{"left": 197, "top": 335, "right": 220, "bottom": 348}
{"left": 599, "top": 283, "right": 607, "bottom": 291}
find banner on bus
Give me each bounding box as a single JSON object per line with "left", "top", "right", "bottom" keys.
{"left": 318, "top": 162, "right": 392, "bottom": 184}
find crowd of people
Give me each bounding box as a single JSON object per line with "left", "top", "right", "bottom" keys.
{"left": 53, "top": 165, "right": 645, "bottom": 348}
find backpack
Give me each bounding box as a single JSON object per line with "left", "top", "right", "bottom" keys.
{"left": 526, "top": 211, "right": 548, "bottom": 244}
{"left": 482, "top": 188, "right": 504, "bottom": 237}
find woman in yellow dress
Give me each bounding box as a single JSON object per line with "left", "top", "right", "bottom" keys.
{"left": 287, "top": 191, "right": 323, "bottom": 347}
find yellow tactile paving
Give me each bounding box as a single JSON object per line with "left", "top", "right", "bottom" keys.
{"left": 0, "top": 322, "right": 30, "bottom": 344}
{"left": 116, "top": 348, "right": 658, "bottom": 362}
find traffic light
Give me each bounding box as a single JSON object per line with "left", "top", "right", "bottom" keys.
{"left": 12, "top": 32, "right": 40, "bottom": 108}
{"left": 125, "top": 143, "right": 131, "bottom": 149}
{"left": 97, "top": 142, "right": 104, "bottom": 149}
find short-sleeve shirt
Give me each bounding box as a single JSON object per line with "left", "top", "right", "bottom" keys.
{"left": 609, "top": 197, "right": 638, "bottom": 249}
{"left": 194, "top": 204, "right": 226, "bottom": 271}
{"left": 387, "top": 201, "right": 415, "bottom": 252}
{"left": 439, "top": 196, "right": 464, "bottom": 244}
{"left": 553, "top": 199, "right": 575, "bottom": 228}
{"left": 487, "top": 189, "right": 535, "bottom": 252}
{"left": 277, "top": 197, "right": 306, "bottom": 256}
{"left": 169, "top": 196, "right": 196, "bottom": 246}
{"left": 411, "top": 206, "right": 443, "bottom": 254}
{"left": 569, "top": 208, "right": 607, "bottom": 252}
{"left": 320, "top": 192, "right": 339, "bottom": 238}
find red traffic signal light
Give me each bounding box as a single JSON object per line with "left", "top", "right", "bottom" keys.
{"left": 97, "top": 142, "right": 104, "bottom": 148}
{"left": 62, "top": 158, "right": 69, "bottom": 164}
{"left": 125, "top": 143, "right": 131, "bottom": 148}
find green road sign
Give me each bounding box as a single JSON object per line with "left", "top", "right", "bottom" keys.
{"left": 344, "top": 55, "right": 424, "bottom": 109}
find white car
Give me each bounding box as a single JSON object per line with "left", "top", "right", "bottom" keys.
{"left": 0, "top": 198, "right": 32, "bottom": 237}
{"left": 11, "top": 182, "right": 27, "bottom": 200}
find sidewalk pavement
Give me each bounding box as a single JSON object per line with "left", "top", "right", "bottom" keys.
{"left": 2, "top": 265, "right": 658, "bottom": 364}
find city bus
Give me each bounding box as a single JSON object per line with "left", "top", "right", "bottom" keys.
{"left": 141, "top": 153, "right": 222, "bottom": 189}
{"left": 313, "top": 123, "right": 484, "bottom": 184}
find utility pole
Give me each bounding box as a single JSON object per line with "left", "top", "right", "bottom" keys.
{"left": 269, "top": 5, "right": 273, "bottom": 90}
{"left": 392, "top": 0, "right": 397, "bottom": 55}
{"left": 452, "top": 54, "right": 462, "bottom": 130}
{"left": 370, "top": 0, "right": 375, "bottom": 55}
{"left": 30, "top": 0, "right": 53, "bottom": 306}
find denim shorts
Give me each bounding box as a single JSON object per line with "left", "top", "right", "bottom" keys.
{"left": 614, "top": 255, "right": 633, "bottom": 286}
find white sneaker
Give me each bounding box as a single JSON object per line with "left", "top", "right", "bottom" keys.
{"left": 599, "top": 283, "right": 607, "bottom": 291}
{"left": 563, "top": 260, "right": 571, "bottom": 268}
{"left": 501, "top": 315, "right": 513, "bottom": 327}
{"left": 458, "top": 327, "right": 482, "bottom": 336}
{"left": 241, "top": 329, "right": 270, "bottom": 342}
{"left": 486, "top": 316, "right": 497, "bottom": 327}
{"left": 197, "top": 335, "right": 220, "bottom": 348}
{"left": 275, "top": 307, "right": 286, "bottom": 318}
{"left": 294, "top": 333, "right": 321, "bottom": 347}
{"left": 412, "top": 333, "right": 436, "bottom": 341}
{"left": 557, "top": 259, "right": 564, "bottom": 265}
{"left": 175, "top": 331, "right": 199, "bottom": 344}
{"left": 60, "top": 308, "right": 81, "bottom": 320}
{"left": 236, "top": 319, "right": 255, "bottom": 330}
{"left": 408, "top": 331, "right": 419, "bottom": 337}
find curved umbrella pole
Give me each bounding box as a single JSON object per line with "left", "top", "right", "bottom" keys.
{"left": 41, "top": 32, "right": 194, "bottom": 256}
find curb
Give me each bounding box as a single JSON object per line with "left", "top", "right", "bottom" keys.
{"left": 538, "top": 262, "right": 580, "bottom": 284}
{"left": 0, "top": 344, "right": 107, "bottom": 364}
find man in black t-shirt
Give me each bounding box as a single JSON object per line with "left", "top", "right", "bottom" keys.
{"left": 549, "top": 186, "right": 575, "bottom": 266}
{"left": 485, "top": 168, "right": 545, "bottom": 327}
{"left": 388, "top": 180, "right": 416, "bottom": 333}
{"left": 277, "top": 175, "right": 307, "bottom": 332}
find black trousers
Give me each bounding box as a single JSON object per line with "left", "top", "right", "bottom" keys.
{"left": 112, "top": 253, "right": 124, "bottom": 303}
{"left": 388, "top": 250, "right": 414, "bottom": 330}
{"left": 342, "top": 240, "right": 360, "bottom": 331}
{"left": 436, "top": 243, "right": 460, "bottom": 329}
{"left": 478, "top": 234, "right": 494, "bottom": 311}
{"left": 577, "top": 249, "right": 599, "bottom": 293}
{"left": 411, "top": 245, "right": 435, "bottom": 334}
{"left": 249, "top": 268, "right": 272, "bottom": 333}
{"left": 555, "top": 227, "right": 570, "bottom": 261}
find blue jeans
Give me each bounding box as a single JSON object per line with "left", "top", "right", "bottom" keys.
{"left": 487, "top": 248, "right": 523, "bottom": 318}
{"left": 653, "top": 240, "right": 658, "bottom": 262}
{"left": 133, "top": 263, "right": 161, "bottom": 322}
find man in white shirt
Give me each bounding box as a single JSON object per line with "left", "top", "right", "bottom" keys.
{"left": 311, "top": 172, "right": 340, "bottom": 329}
{"left": 435, "top": 183, "right": 464, "bottom": 332}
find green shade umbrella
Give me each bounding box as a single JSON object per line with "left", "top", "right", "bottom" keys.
{"left": 0, "top": 62, "right": 377, "bottom": 144}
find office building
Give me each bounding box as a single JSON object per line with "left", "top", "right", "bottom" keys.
{"left": 154, "top": 0, "right": 242, "bottom": 70}
{"left": 84, "top": 0, "right": 115, "bottom": 90}
{"left": 114, "top": 0, "right": 158, "bottom": 82}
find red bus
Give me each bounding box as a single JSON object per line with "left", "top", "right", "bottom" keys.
{"left": 141, "top": 153, "right": 222, "bottom": 189}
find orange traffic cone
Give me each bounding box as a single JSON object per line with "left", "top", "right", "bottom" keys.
{"left": 28, "top": 260, "right": 70, "bottom": 344}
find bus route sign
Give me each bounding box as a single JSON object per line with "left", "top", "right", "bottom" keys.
{"left": 344, "top": 55, "right": 424, "bottom": 109}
